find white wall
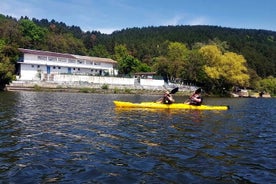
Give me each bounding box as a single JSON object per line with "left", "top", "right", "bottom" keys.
{"left": 54, "top": 74, "right": 135, "bottom": 85}
{"left": 21, "top": 53, "right": 117, "bottom": 77}
{"left": 140, "top": 79, "right": 165, "bottom": 86}
{"left": 20, "top": 64, "right": 44, "bottom": 80}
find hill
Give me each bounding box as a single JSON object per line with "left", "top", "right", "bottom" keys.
{"left": 109, "top": 25, "right": 276, "bottom": 78}
{"left": 0, "top": 14, "right": 275, "bottom": 94}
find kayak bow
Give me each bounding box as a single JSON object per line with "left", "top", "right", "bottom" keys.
{"left": 113, "top": 101, "right": 229, "bottom": 110}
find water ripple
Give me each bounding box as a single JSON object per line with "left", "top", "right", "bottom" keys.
{"left": 0, "top": 92, "right": 275, "bottom": 183}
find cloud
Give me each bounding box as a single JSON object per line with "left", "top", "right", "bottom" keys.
{"left": 82, "top": 26, "right": 119, "bottom": 34}
{"left": 187, "top": 16, "right": 209, "bottom": 25}
{"left": 96, "top": 28, "right": 118, "bottom": 34}
{"left": 161, "top": 14, "right": 209, "bottom": 27}
{"left": 163, "top": 15, "right": 183, "bottom": 26}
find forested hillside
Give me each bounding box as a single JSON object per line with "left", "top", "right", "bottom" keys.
{"left": 0, "top": 14, "right": 275, "bottom": 94}
{"left": 110, "top": 26, "right": 276, "bottom": 78}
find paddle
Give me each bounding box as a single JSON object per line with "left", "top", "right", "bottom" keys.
{"left": 185, "top": 88, "right": 202, "bottom": 104}
{"left": 169, "top": 87, "right": 179, "bottom": 94}
{"left": 156, "top": 87, "right": 178, "bottom": 103}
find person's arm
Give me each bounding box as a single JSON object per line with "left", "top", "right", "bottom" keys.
{"left": 192, "top": 96, "right": 200, "bottom": 102}
{"left": 167, "top": 94, "right": 175, "bottom": 102}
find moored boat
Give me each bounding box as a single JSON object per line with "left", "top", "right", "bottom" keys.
{"left": 113, "top": 101, "right": 229, "bottom": 110}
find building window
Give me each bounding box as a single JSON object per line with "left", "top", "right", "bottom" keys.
{"left": 37, "top": 65, "right": 40, "bottom": 68}
{"left": 38, "top": 56, "right": 47, "bottom": 60}
{"left": 58, "top": 67, "right": 61, "bottom": 69}
{"left": 58, "top": 58, "right": 67, "bottom": 62}
{"left": 68, "top": 59, "right": 76, "bottom": 63}
{"left": 32, "top": 65, "right": 35, "bottom": 68}
{"left": 77, "top": 60, "right": 84, "bottom": 64}
{"left": 78, "top": 68, "right": 80, "bottom": 71}
{"left": 48, "top": 57, "right": 57, "bottom": 61}
{"left": 53, "top": 66, "right": 56, "bottom": 69}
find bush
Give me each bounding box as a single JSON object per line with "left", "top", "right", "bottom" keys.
{"left": 101, "top": 84, "right": 109, "bottom": 90}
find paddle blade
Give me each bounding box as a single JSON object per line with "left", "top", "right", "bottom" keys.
{"left": 195, "top": 88, "right": 202, "bottom": 94}
{"left": 170, "top": 87, "right": 179, "bottom": 94}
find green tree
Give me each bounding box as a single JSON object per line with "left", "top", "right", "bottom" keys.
{"left": 136, "top": 62, "right": 151, "bottom": 72}
{"left": 113, "top": 44, "right": 129, "bottom": 61}
{"left": 180, "top": 50, "right": 206, "bottom": 85}
{"left": 166, "top": 42, "right": 188, "bottom": 81}
{"left": 220, "top": 52, "right": 250, "bottom": 86}
{"left": 152, "top": 56, "right": 170, "bottom": 82}
{"left": 90, "top": 44, "right": 110, "bottom": 58}
{"left": 44, "top": 33, "right": 87, "bottom": 55}
{"left": 199, "top": 45, "right": 250, "bottom": 91}
{"left": 257, "top": 76, "right": 276, "bottom": 96}
{"left": 0, "top": 18, "right": 21, "bottom": 45}
{"left": 117, "top": 55, "right": 140, "bottom": 75}
{"left": 167, "top": 42, "right": 188, "bottom": 61}
{"left": 19, "top": 18, "right": 46, "bottom": 47}
{"left": 0, "top": 44, "right": 15, "bottom": 90}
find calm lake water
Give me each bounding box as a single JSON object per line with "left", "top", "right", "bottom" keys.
{"left": 0, "top": 91, "right": 275, "bottom": 184}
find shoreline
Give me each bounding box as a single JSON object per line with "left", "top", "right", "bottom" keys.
{"left": 5, "top": 81, "right": 193, "bottom": 96}
{"left": 6, "top": 80, "right": 273, "bottom": 98}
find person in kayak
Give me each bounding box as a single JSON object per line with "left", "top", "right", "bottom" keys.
{"left": 187, "top": 88, "right": 202, "bottom": 105}
{"left": 156, "top": 90, "right": 175, "bottom": 104}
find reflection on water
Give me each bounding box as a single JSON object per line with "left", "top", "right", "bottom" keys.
{"left": 0, "top": 91, "right": 275, "bottom": 183}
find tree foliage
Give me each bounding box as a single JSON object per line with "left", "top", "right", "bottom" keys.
{"left": 181, "top": 50, "right": 206, "bottom": 85}
{"left": 90, "top": 44, "right": 110, "bottom": 58}
{"left": 257, "top": 76, "right": 276, "bottom": 96}
{"left": 114, "top": 44, "right": 151, "bottom": 75}
{"left": 19, "top": 18, "right": 46, "bottom": 48}
{"left": 0, "top": 43, "right": 15, "bottom": 90}
{"left": 152, "top": 56, "right": 170, "bottom": 82}
{"left": 199, "top": 45, "right": 250, "bottom": 91}
{"left": 167, "top": 42, "right": 188, "bottom": 81}
{"left": 0, "top": 13, "right": 275, "bottom": 93}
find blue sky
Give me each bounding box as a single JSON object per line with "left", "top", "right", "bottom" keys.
{"left": 1, "top": 0, "right": 275, "bottom": 34}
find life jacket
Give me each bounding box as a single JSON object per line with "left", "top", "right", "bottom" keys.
{"left": 163, "top": 96, "right": 173, "bottom": 104}
{"left": 190, "top": 94, "right": 202, "bottom": 105}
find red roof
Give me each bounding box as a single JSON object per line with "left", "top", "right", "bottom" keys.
{"left": 18, "top": 48, "right": 76, "bottom": 59}
{"left": 18, "top": 48, "right": 117, "bottom": 64}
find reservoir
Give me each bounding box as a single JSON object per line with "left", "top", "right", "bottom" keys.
{"left": 0, "top": 91, "right": 275, "bottom": 183}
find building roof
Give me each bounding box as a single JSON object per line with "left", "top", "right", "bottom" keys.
{"left": 19, "top": 48, "right": 76, "bottom": 59}
{"left": 72, "top": 55, "right": 117, "bottom": 64}
{"left": 134, "top": 72, "right": 157, "bottom": 75}
{"left": 18, "top": 48, "right": 117, "bottom": 64}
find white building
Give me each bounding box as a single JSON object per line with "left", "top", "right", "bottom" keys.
{"left": 17, "top": 48, "right": 118, "bottom": 81}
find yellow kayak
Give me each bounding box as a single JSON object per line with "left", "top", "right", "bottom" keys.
{"left": 113, "top": 101, "right": 229, "bottom": 110}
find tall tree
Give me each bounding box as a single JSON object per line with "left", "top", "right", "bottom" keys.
{"left": 19, "top": 19, "right": 46, "bottom": 48}
{"left": 117, "top": 55, "right": 139, "bottom": 75}
{"left": 257, "top": 76, "right": 276, "bottom": 96}
{"left": 166, "top": 42, "right": 188, "bottom": 81}
{"left": 199, "top": 45, "right": 250, "bottom": 90}
{"left": 90, "top": 44, "right": 110, "bottom": 58}
{"left": 0, "top": 43, "right": 15, "bottom": 90}
{"left": 152, "top": 56, "right": 170, "bottom": 83}
{"left": 113, "top": 44, "right": 129, "bottom": 62}
{"left": 180, "top": 50, "right": 206, "bottom": 85}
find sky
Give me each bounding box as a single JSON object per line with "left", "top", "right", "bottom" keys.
{"left": 1, "top": 0, "right": 275, "bottom": 34}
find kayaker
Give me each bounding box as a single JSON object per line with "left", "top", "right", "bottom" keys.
{"left": 156, "top": 91, "right": 175, "bottom": 104}
{"left": 186, "top": 88, "right": 202, "bottom": 105}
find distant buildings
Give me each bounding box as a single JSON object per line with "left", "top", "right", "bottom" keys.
{"left": 11, "top": 48, "right": 169, "bottom": 90}
{"left": 17, "top": 48, "right": 118, "bottom": 81}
